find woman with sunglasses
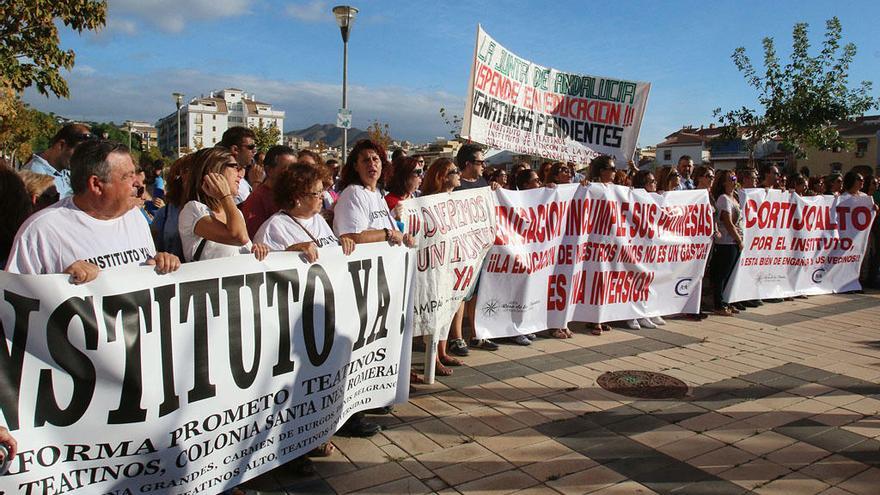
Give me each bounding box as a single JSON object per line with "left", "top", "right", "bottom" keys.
{"left": 384, "top": 156, "right": 423, "bottom": 213}
{"left": 709, "top": 170, "right": 744, "bottom": 316}
{"left": 418, "top": 158, "right": 469, "bottom": 374}
{"left": 177, "top": 147, "right": 269, "bottom": 262}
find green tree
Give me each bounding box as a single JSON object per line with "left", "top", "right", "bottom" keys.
{"left": 0, "top": 87, "right": 57, "bottom": 164}
{"left": 714, "top": 17, "right": 877, "bottom": 162}
{"left": 249, "top": 122, "right": 281, "bottom": 152}
{"left": 0, "top": 0, "right": 107, "bottom": 97}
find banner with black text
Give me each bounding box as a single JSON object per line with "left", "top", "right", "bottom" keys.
{"left": 462, "top": 25, "right": 651, "bottom": 164}
{"left": 0, "top": 245, "right": 414, "bottom": 495}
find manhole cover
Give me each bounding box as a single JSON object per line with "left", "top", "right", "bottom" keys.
{"left": 596, "top": 370, "right": 688, "bottom": 399}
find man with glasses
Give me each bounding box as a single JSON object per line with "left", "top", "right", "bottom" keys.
{"left": 7, "top": 140, "right": 181, "bottom": 282}
{"left": 219, "top": 126, "right": 259, "bottom": 204}
{"left": 22, "top": 123, "right": 93, "bottom": 200}
{"left": 760, "top": 164, "right": 781, "bottom": 189}
{"left": 452, "top": 144, "right": 501, "bottom": 351}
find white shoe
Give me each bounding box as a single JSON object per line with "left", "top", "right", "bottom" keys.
{"left": 638, "top": 318, "right": 657, "bottom": 329}
{"left": 650, "top": 316, "right": 666, "bottom": 326}
{"left": 626, "top": 319, "right": 641, "bottom": 330}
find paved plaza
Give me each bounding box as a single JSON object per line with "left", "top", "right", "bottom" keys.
{"left": 241, "top": 291, "right": 880, "bottom": 495}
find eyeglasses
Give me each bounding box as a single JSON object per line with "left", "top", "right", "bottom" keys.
{"left": 71, "top": 133, "right": 94, "bottom": 142}
{"left": 472, "top": 160, "right": 486, "bottom": 165}
{"left": 225, "top": 162, "right": 244, "bottom": 171}
{"left": 242, "top": 143, "right": 257, "bottom": 150}
{"left": 447, "top": 169, "right": 460, "bottom": 176}
{"left": 417, "top": 158, "right": 425, "bottom": 164}
{"left": 303, "top": 191, "right": 323, "bottom": 198}
{"left": 412, "top": 169, "right": 424, "bottom": 177}
{"left": 730, "top": 175, "right": 738, "bottom": 182}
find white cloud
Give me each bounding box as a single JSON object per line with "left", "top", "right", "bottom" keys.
{"left": 108, "top": 0, "right": 254, "bottom": 33}
{"left": 22, "top": 68, "right": 463, "bottom": 142}
{"left": 284, "top": 0, "right": 329, "bottom": 22}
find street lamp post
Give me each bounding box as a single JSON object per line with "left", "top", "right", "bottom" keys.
{"left": 172, "top": 92, "right": 184, "bottom": 157}
{"left": 126, "top": 121, "right": 133, "bottom": 149}
{"left": 332, "top": 5, "right": 358, "bottom": 164}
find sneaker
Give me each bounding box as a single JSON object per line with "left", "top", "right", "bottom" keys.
{"left": 469, "top": 338, "right": 500, "bottom": 351}
{"left": 525, "top": 333, "right": 537, "bottom": 340}
{"left": 514, "top": 335, "right": 532, "bottom": 346}
{"left": 637, "top": 318, "right": 657, "bottom": 329}
{"left": 650, "top": 316, "right": 666, "bottom": 326}
{"left": 626, "top": 319, "right": 641, "bottom": 330}
{"left": 448, "top": 338, "right": 469, "bottom": 357}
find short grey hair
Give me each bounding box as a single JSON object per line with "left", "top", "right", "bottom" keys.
{"left": 70, "top": 140, "right": 130, "bottom": 195}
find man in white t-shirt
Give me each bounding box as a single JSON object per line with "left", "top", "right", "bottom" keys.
{"left": 6, "top": 140, "right": 181, "bottom": 282}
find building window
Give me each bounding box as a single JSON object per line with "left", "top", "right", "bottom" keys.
{"left": 831, "top": 162, "right": 843, "bottom": 172}
{"left": 194, "top": 114, "right": 202, "bottom": 124}
{"left": 663, "top": 150, "right": 671, "bottom": 161}
{"left": 212, "top": 126, "right": 216, "bottom": 132}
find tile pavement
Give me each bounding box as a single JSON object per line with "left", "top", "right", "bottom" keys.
{"left": 238, "top": 292, "right": 880, "bottom": 494}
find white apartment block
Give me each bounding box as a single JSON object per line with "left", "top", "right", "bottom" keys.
{"left": 156, "top": 88, "right": 285, "bottom": 157}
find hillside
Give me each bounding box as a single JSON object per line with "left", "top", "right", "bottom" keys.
{"left": 284, "top": 124, "right": 371, "bottom": 148}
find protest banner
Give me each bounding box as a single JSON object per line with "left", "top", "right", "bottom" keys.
{"left": 0, "top": 245, "right": 413, "bottom": 495}
{"left": 475, "top": 184, "right": 710, "bottom": 338}
{"left": 461, "top": 25, "right": 651, "bottom": 164}
{"left": 724, "top": 189, "right": 875, "bottom": 301}
{"left": 402, "top": 188, "right": 496, "bottom": 342}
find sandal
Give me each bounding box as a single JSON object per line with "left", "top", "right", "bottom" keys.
{"left": 439, "top": 356, "right": 463, "bottom": 367}
{"left": 590, "top": 324, "right": 603, "bottom": 336}
{"left": 551, "top": 328, "right": 569, "bottom": 339}
{"left": 410, "top": 371, "right": 425, "bottom": 384}
{"left": 601, "top": 324, "right": 612, "bottom": 332}
{"left": 308, "top": 442, "right": 335, "bottom": 457}
{"left": 435, "top": 362, "right": 453, "bottom": 376}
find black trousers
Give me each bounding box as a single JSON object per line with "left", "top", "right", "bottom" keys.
{"left": 710, "top": 244, "right": 740, "bottom": 308}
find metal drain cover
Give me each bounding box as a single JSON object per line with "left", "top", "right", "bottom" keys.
{"left": 597, "top": 370, "right": 689, "bottom": 399}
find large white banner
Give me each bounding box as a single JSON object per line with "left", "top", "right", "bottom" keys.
{"left": 461, "top": 26, "right": 651, "bottom": 164}
{"left": 403, "top": 189, "right": 496, "bottom": 341}
{"left": 724, "top": 189, "right": 875, "bottom": 301}
{"left": 475, "top": 184, "right": 710, "bottom": 338}
{"left": 0, "top": 245, "right": 413, "bottom": 495}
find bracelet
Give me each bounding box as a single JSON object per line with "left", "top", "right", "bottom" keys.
{"left": 384, "top": 228, "right": 391, "bottom": 241}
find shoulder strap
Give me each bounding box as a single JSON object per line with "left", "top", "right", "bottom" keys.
{"left": 192, "top": 238, "right": 207, "bottom": 262}
{"left": 285, "top": 212, "right": 321, "bottom": 244}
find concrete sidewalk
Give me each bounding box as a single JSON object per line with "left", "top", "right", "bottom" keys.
{"left": 242, "top": 291, "right": 880, "bottom": 495}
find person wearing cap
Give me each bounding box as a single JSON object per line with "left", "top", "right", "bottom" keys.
{"left": 22, "top": 123, "right": 93, "bottom": 199}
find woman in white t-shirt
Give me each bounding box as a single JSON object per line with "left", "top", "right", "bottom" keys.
{"left": 332, "top": 139, "right": 414, "bottom": 438}
{"left": 333, "top": 139, "right": 415, "bottom": 247}
{"left": 177, "top": 147, "right": 268, "bottom": 262}
{"left": 254, "top": 163, "right": 355, "bottom": 258}
{"left": 709, "top": 170, "right": 743, "bottom": 316}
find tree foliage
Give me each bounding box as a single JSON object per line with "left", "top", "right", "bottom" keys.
{"left": 249, "top": 122, "right": 282, "bottom": 152}
{"left": 0, "top": 84, "right": 57, "bottom": 164}
{"left": 366, "top": 120, "right": 393, "bottom": 149}
{"left": 714, "top": 17, "right": 877, "bottom": 159}
{"left": 0, "top": 0, "right": 107, "bottom": 98}
{"left": 439, "top": 107, "right": 462, "bottom": 139}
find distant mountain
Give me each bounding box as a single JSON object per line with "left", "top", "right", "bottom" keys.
{"left": 285, "top": 124, "right": 371, "bottom": 148}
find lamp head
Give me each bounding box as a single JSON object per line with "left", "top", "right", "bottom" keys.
{"left": 332, "top": 5, "right": 358, "bottom": 42}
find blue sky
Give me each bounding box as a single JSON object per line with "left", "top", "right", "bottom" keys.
{"left": 23, "top": 0, "right": 880, "bottom": 148}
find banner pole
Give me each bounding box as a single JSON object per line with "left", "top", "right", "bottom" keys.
{"left": 423, "top": 335, "right": 436, "bottom": 384}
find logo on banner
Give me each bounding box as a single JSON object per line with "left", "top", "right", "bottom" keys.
{"left": 811, "top": 268, "right": 826, "bottom": 283}
{"left": 482, "top": 299, "right": 500, "bottom": 317}
{"left": 674, "top": 278, "right": 692, "bottom": 296}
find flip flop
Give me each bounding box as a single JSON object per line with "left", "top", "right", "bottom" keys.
{"left": 410, "top": 371, "right": 425, "bottom": 384}
{"left": 439, "top": 356, "right": 463, "bottom": 367}
{"left": 435, "top": 363, "right": 453, "bottom": 376}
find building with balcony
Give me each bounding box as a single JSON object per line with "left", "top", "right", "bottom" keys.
{"left": 156, "top": 88, "right": 285, "bottom": 157}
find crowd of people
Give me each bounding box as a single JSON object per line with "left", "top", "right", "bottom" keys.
{"left": 1, "top": 124, "right": 879, "bottom": 479}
